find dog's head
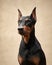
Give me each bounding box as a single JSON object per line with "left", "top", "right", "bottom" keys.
{"left": 17, "top": 7, "right": 37, "bottom": 35}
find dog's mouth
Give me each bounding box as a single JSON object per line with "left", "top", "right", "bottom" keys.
{"left": 18, "top": 27, "right": 31, "bottom": 36}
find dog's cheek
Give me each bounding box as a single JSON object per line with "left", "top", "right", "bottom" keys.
{"left": 23, "top": 26, "right": 31, "bottom": 33}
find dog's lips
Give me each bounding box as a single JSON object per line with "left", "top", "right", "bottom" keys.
{"left": 24, "top": 34, "right": 28, "bottom": 37}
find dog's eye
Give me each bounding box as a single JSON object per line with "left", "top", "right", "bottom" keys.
{"left": 25, "top": 20, "right": 31, "bottom": 24}
{"left": 25, "top": 19, "right": 32, "bottom": 22}
{"left": 25, "top": 20, "right": 32, "bottom": 27}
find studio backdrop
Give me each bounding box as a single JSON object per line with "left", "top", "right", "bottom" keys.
{"left": 0, "top": 0, "right": 52, "bottom": 65}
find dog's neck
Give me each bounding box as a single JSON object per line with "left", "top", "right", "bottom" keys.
{"left": 22, "top": 27, "right": 35, "bottom": 45}
{"left": 30, "top": 27, "right": 35, "bottom": 38}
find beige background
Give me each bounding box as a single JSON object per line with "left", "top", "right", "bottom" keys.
{"left": 0, "top": 0, "right": 52, "bottom": 65}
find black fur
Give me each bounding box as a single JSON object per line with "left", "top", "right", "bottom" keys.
{"left": 20, "top": 60, "right": 35, "bottom": 65}
{"left": 18, "top": 7, "right": 46, "bottom": 65}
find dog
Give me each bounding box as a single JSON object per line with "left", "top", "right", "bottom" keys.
{"left": 17, "top": 7, "right": 46, "bottom": 65}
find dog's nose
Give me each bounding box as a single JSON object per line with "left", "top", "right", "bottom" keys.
{"left": 18, "top": 28, "right": 24, "bottom": 35}
{"left": 18, "top": 28, "right": 23, "bottom": 30}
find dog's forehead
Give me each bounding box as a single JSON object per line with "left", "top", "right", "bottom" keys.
{"left": 20, "top": 16, "right": 30, "bottom": 21}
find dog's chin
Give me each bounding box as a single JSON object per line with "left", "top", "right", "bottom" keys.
{"left": 18, "top": 31, "right": 24, "bottom": 35}
{"left": 18, "top": 30, "right": 26, "bottom": 35}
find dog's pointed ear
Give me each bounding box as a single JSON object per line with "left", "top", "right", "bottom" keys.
{"left": 30, "top": 7, "right": 37, "bottom": 21}
{"left": 18, "top": 9, "right": 22, "bottom": 20}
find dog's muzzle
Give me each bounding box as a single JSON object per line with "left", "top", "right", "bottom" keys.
{"left": 18, "top": 19, "right": 32, "bottom": 35}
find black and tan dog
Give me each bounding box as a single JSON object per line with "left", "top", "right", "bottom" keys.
{"left": 17, "top": 7, "right": 46, "bottom": 65}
